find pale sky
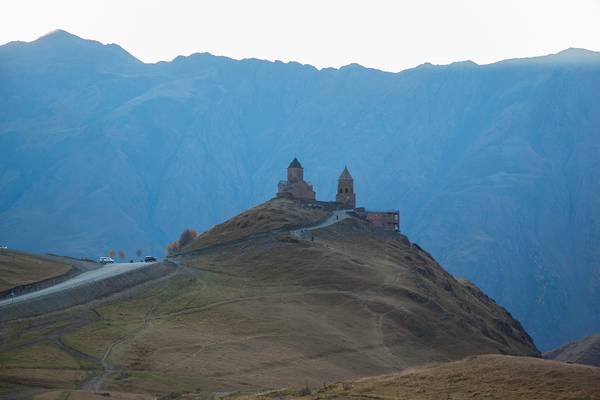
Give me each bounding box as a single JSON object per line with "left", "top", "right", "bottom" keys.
{"left": 1, "top": 0, "right": 599, "bottom": 72}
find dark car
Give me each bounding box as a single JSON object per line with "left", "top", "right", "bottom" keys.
{"left": 144, "top": 256, "right": 157, "bottom": 262}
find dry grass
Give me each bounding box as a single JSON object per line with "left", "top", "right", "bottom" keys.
{"left": 184, "top": 198, "right": 328, "bottom": 251}
{"left": 0, "top": 249, "right": 73, "bottom": 292}
{"left": 0, "top": 343, "right": 83, "bottom": 370}
{"left": 0, "top": 343, "right": 98, "bottom": 395}
{"left": 0, "top": 368, "right": 87, "bottom": 391}
{"left": 33, "top": 389, "right": 155, "bottom": 400}
{"left": 228, "top": 355, "right": 600, "bottom": 400}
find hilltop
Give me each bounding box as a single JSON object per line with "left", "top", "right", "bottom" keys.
{"left": 185, "top": 198, "right": 328, "bottom": 250}
{"left": 0, "top": 198, "right": 537, "bottom": 398}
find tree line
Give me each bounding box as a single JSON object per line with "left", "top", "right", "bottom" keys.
{"left": 105, "top": 227, "right": 198, "bottom": 261}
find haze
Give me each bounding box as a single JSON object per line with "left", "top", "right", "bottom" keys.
{"left": 2, "top": 0, "right": 600, "bottom": 71}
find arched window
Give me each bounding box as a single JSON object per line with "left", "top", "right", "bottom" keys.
{"left": 339, "top": 188, "right": 343, "bottom": 193}
{"left": 345, "top": 188, "right": 348, "bottom": 193}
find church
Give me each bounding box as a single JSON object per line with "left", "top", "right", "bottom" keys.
{"left": 276, "top": 157, "right": 399, "bottom": 231}
{"left": 276, "top": 158, "right": 316, "bottom": 201}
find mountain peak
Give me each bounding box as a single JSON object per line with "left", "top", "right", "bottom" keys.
{"left": 37, "top": 29, "right": 81, "bottom": 41}
{"left": 0, "top": 28, "right": 142, "bottom": 68}
{"left": 552, "top": 47, "right": 600, "bottom": 62}
{"left": 495, "top": 47, "right": 600, "bottom": 67}
{"left": 557, "top": 47, "right": 597, "bottom": 56}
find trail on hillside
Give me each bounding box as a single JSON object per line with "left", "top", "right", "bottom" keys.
{"left": 290, "top": 210, "right": 350, "bottom": 238}
{"left": 81, "top": 304, "right": 158, "bottom": 391}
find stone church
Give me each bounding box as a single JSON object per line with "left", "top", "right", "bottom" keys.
{"left": 276, "top": 157, "right": 399, "bottom": 231}
{"left": 277, "top": 157, "right": 354, "bottom": 208}
{"left": 276, "top": 158, "right": 316, "bottom": 201}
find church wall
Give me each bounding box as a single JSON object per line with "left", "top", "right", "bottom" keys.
{"left": 366, "top": 211, "right": 400, "bottom": 232}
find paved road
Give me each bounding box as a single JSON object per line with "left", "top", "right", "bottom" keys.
{"left": 0, "top": 261, "right": 155, "bottom": 308}
{"left": 291, "top": 209, "right": 351, "bottom": 238}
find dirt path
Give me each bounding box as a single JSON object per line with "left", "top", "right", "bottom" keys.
{"left": 158, "top": 288, "right": 359, "bottom": 320}
{"left": 81, "top": 305, "right": 158, "bottom": 391}
{"left": 290, "top": 210, "right": 351, "bottom": 238}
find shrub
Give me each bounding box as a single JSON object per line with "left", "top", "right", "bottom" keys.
{"left": 166, "top": 241, "right": 179, "bottom": 255}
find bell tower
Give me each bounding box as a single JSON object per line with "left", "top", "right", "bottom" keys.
{"left": 336, "top": 166, "right": 356, "bottom": 208}
{"left": 287, "top": 157, "right": 304, "bottom": 183}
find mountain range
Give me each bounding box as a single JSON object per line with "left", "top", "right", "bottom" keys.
{"left": 1, "top": 30, "right": 599, "bottom": 350}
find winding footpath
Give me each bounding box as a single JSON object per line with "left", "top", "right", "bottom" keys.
{"left": 290, "top": 209, "right": 351, "bottom": 238}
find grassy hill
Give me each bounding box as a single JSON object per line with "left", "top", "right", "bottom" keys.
{"left": 0, "top": 248, "right": 75, "bottom": 293}
{"left": 228, "top": 355, "right": 600, "bottom": 400}
{"left": 185, "top": 198, "right": 328, "bottom": 250}
{"left": 0, "top": 198, "right": 538, "bottom": 398}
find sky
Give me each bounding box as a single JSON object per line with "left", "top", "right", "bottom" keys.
{"left": 1, "top": 0, "right": 600, "bottom": 72}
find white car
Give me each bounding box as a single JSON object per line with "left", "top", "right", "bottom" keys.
{"left": 99, "top": 256, "right": 115, "bottom": 265}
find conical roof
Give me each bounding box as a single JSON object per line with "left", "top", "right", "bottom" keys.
{"left": 288, "top": 157, "right": 303, "bottom": 169}
{"left": 339, "top": 166, "right": 353, "bottom": 180}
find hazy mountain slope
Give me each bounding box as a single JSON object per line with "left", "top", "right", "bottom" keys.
{"left": 544, "top": 333, "right": 600, "bottom": 367}
{"left": 1, "top": 31, "right": 599, "bottom": 349}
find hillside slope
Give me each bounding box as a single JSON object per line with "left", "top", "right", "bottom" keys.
{"left": 0, "top": 199, "right": 537, "bottom": 398}
{"left": 1, "top": 31, "right": 600, "bottom": 350}
{"left": 544, "top": 333, "right": 600, "bottom": 367}
{"left": 0, "top": 248, "right": 78, "bottom": 293}
{"left": 229, "top": 355, "right": 600, "bottom": 400}
{"left": 185, "top": 198, "right": 328, "bottom": 249}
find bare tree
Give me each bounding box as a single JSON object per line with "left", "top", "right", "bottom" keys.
{"left": 108, "top": 249, "right": 116, "bottom": 258}
{"left": 136, "top": 249, "right": 142, "bottom": 258}
{"left": 166, "top": 228, "right": 199, "bottom": 256}
{"left": 119, "top": 250, "right": 126, "bottom": 261}
{"left": 178, "top": 228, "right": 198, "bottom": 248}
{"left": 166, "top": 241, "right": 179, "bottom": 255}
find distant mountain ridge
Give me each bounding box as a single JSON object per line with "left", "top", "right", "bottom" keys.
{"left": 544, "top": 333, "right": 600, "bottom": 367}
{"left": 1, "top": 30, "right": 600, "bottom": 351}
